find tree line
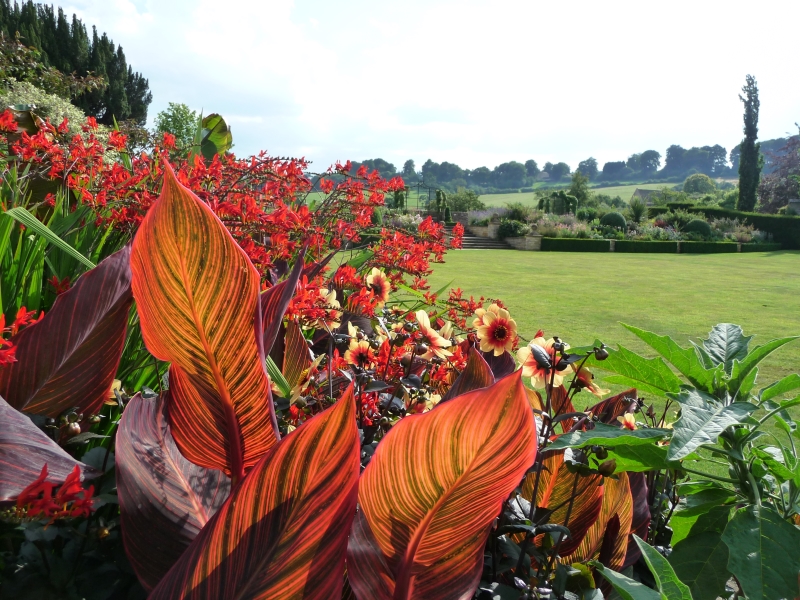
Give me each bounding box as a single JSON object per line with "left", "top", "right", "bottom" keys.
{"left": 0, "top": 0, "right": 152, "bottom": 124}
{"left": 355, "top": 137, "right": 795, "bottom": 193}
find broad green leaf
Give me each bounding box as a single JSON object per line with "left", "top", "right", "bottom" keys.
{"left": 759, "top": 374, "right": 800, "bottom": 404}
{"left": 729, "top": 337, "right": 800, "bottom": 396}
{"left": 634, "top": 535, "right": 692, "bottom": 600}
{"left": 549, "top": 422, "right": 671, "bottom": 451}
{"left": 4, "top": 207, "right": 96, "bottom": 269}
{"left": 590, "top": 562, "right": 662, "bottom": 600}
{"left": 622, "top": 323, "right": 717, "bottom": 392}
{"left": 673, "top": 488, "right": 736, "bottom": 517}
{"left": 669, "top": 507, "right": 732, "bottom": 600}
{"left": 671, "top": 504, "right": 732, "bottom": 545}
{"left": 666, "top": 390, "right": 757, "bottom": 461}
{"left": 700, "top": 324, "right": 752, "bottom": 375}
{"left": 346, "top": 249, "right": 373, "bottom": 269}
{"left": 605, "top": 442, "right": 676, "bottom": 473}
{"left": 588, "top": 343, "right": 683, "bottom": 395}
{"left": 199, "top": 113, "right": 233, "bottom": 160}
{"left": 721, "top": 505, "right": 800, "bottom": 600}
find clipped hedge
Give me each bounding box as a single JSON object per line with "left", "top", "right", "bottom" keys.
{"left": 648, "top": 206, "right": 670, "bottom": 218}
{"left": 740, "top": 243, "right": 783, "bottom": 252}
{"left": 614, "top": 240, "right": 678, "bottom": 253}
{"left": 666, "top": 202, "right": 695, "bottom": 211}
{"left": 680, "top": 241, "right": 738, "bottom": 254}
{"left": 541, "top": 238, "right": 610, "bottom": 252}
{"left": 684, "top": 207, "right": 800, "bottom": 249}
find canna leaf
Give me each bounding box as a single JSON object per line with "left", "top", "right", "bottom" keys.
{"left": 570, "top": 472, "right": 632, "bottom": 570}
{"left": 149, "top": 384, "right": 360, "bottom": 600}
{"left": 116, "top": 392, "right": 231, "bottom": 591}
{"left": 130, "top": 163, "right": 275, "bottom": 481}
{"left": 0, "top": 245, "right": 132, "bottom": 416}
{"left": 585, "top": 388, "right": 640, "bottom": 424}
{"left": 261, "top": 246, "right": 306, "bottom": 355}
{"left": 282, "top": 320, "right": 312, "bottom": 390}
{"left": 440, "top": 347, "right": 494, "bottom": 402}
{"left": 347, "top": 370, "right": 537, "bottom": 600}
{"left": 519, "top": 450, "right": 605, "bottom": 557}
{"left": 0, "top": 395, "right": 99, "bottom": 501}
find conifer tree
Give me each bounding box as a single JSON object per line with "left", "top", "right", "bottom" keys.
{"left": 736, "top": 74, "right": 762, "bottom": 212}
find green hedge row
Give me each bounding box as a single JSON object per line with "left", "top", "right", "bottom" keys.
{"left": 680, "top": 241, "right": 738, "bottom": 254}
{"left": 540, "top": 238, "right": 610, "bottom": 252}
{"left": 537, "top": 238, "right": 783, "bottom": 253}
{"left": 614, "top": 240, "right": 678, "bottom": 253}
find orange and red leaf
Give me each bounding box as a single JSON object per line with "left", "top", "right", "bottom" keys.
{"left": 149, "top": 385, "right": 360, "bottom": 600}
{"left": 130, "top": 164, "right": 275, "bottom": 480}
{"left": 347, "top": 370, "right": 537, "bottom": 600}
{"left": 440, "top": 347, "right": 494, "bottom": 402}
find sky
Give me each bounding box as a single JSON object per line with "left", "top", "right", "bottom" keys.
{"left": 62, "top": 0, "right": 800, "bottom": 173}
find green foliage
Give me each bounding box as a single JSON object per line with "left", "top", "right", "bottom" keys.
{"left": 575, "top": 206, "right": 598, "bottom": 222}
{"left": 154, "top": 102, "right": 198, "bottom": 148}
{"left": 447, "top": 188, "right": 484, "bottom": 212}
{"left": 682, "top": 218, "right": 712, "bottom": 237}
{"left": 614, "top": 240, "right": 678, "bottom": 253}
{"left": 737, "top": 75, "right": 762, "bottom": 212}
{"left": 0, "top": 79, "right": 88, "bottom": 135}
{"left": 599, "top": 211, "right": 626, "bottom": 229}
{"left": 628, "top": 197, "right": 647, "bottom": 223}
{"left": 568, "top": 170, "right": 591, "bottom": 205}
{"left": 496, "top": 218, "right": 530, "bottom": 239}
{"left": 505, "top": 201, "right": 537, "bottom": 222}
{"left": 682, "top": 173, "right": 717, "bottom": 195}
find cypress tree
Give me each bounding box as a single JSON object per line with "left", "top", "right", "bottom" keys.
{"left": 736, "top": 74, "right": 762, "bottom": 212}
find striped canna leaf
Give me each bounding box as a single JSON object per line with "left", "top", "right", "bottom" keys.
{"left": 149, "top": 384, "right": 360, "bottom": 600}
{"left": 440, "top": 347, "right": 494, "bottom": 403}
{"left": 347, "top": 370, "right": 537, "bottom": 600}
{"left": 0, "top": 245, "right": 132, "bottom": 417}
{"left": 116, "top": 392, "right": 231, "bottom": 591}
{"left": 130, "top": 163, "right": 275, "bottom": 482}
{"left": 0, "top": 395, "right": 100, "bottom": 501}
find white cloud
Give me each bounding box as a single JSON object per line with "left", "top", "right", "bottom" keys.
{"left": 61, "top": 0, "right": 800, "bottom": 171}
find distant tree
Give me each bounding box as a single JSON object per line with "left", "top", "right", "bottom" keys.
{"left": 154, "top": 102, "right": 198, "bottom": 148}
{"left": 402, "top": 159, "right": 416, "bottom": 180}
{"left": 549, "top": 162, "right": 570, "bottom": 182}
{"left": 524, "top": 159, "right": 540, "bottom": 178}
{"left": 421, "top": 159, "right": 438, "bottom": 183}
{"left": 447, "top": 187, "right": 486, "bottom": 212}
{"left": 601, "top": 161, "right": 626, "bottom": 179}
{"left": 626, "top": 153, "right": 641, "bottom": 171}
{"left": 757, "top": 132, "right": 800, "bottom": 213}
{"left": 542, "top": 162, "right": 554, "bottom": 176}
{"left": 683, "top": 173, "right": 717, "bottom": 195}
{"left": 664, "top": 145, "right": 687, "bottom": 173}
{"left": 704, "top": 144, "right": 728, "bottom": 174}
{"left": 492, "top": 161, "right": 527, "bottom": 188}
{"left": 576, "top": 157, "right": 598, "bottom": 180}
{"left": 568, "top": 170, "right": 591, "bottom": 205}
{"left": 737, "top": 74, "right": 762, "bottom": 211}
{"left": 469, "top": 166, "right": 492, "bottom": 186}
{"left": 355, "top": 158, "right": 396, "bottom": 178}
{"left": 639, "top": 150, "right": 661, "bottom": 174}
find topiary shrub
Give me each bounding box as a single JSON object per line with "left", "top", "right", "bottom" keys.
{"left": 497, "top": 219, "right": 531, "bottom": 239}
{"left": 683, "top": 173, "right": 717, "bottom": 195}
{"left": 576, "top": 207, "right": 598, "bottom": 222}
{"left": 683, "top": 218, "right": 712, "bottom": 237}
{"left": 599, "top": 211, "right": 627, "bottom": 229}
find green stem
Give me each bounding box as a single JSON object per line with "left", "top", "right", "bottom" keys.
{"left": 682, "top": 466, "right": 739, "bottom": 484}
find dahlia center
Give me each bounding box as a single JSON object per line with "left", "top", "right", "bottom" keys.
{"left": 494, "top": 325, "right": 507, "bottom": 340}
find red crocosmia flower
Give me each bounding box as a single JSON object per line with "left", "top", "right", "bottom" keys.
{"left": 365, "top": 268, "right": 390, "bottom": 307}
{"left": 108, "top": 130, "right": 127, "bottom": 151}
{"left": 161, "top": 132, "right": 176, "bottom": 150}
{"left": 473, "top": 304, "right": 517, "bottom": 356}
{"left": 48, "top": 275, "right": 72, "bottom": 295}
{"left": 11, "top": 306, "right": 37, "bottom": 335}
{"left": 17, "top": 465, "right": 94, "bottom": 521}
{"left": 83, "top": 116, "right": 98, "bottom": 131}
{"left": 0, "top": 109, "right": 19, "bottom": 133}
{"left": 618, "top": 413, "right": 637, "bottom": 430}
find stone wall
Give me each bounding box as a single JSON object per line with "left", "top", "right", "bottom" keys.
{"left": 505, "top": 235, "right": 543, "bottom": 251}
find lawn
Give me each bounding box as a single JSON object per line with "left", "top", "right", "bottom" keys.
{"left": 427, "top": 249, "right": 800, "bottom": 394}
{"left": 478, "top": 183, "right": 671, "bottom": 208}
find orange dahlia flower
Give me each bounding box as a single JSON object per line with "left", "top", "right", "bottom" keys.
{"left": 415, "top": 310, "right": 452, "bottom": 360}
{"left": 516, "top": 336, "right": 569, "bottom": 389}
{"left": 365, "top": 268, "right": 391, "bottom": 306}
{"left": 474, "top": 305, "right": 517, "bottom": 356}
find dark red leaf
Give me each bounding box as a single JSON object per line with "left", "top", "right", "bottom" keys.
{"left": 441, "top": 347, "right": 494, "bottom": 402}
{"left": 481, "top": 349, "right": 516, "bottom": 379}
{"left": 0, "top": 246, "right": 132, "bottom": 416}
{"left": 623, "top": 472, "right": 651, "bottom": 568}
{"left": 586, "top": 389, "right": 639, "bottom": 424}
{"left": 116, "top": 392, "right": 231, "bottom": 591}
{"left": 261, "top": 244, "right": 306, "bottom": 355}
{"left": 0, "top": 396, "right": 99, "bottom": 501}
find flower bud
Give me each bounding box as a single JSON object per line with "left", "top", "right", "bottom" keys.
{"left": 415, "top": 343, "right": 428, "bottom": 355}
{"left": 598, "top": 459, "right": 617, "bottom": 477}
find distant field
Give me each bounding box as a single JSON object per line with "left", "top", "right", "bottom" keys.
{"left": 478, "top": 182, "right": 672, "bottom": 208}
